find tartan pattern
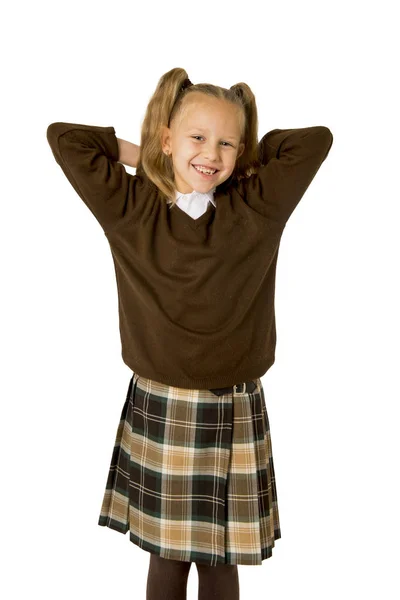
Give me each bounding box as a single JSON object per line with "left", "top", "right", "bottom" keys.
{"left": 98, "top": 372, "right": 281, "bottom": 566}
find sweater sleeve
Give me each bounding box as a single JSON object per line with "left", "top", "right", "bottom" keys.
{"left": 244, "top": 126, "right": 334, "bottom": 226}
{"left": 46, "top": 122, "right": 134, "bottom": 233}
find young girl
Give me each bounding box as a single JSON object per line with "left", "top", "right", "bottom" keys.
{"left": 46, "top": 67, "right": 333, "bottom": 600}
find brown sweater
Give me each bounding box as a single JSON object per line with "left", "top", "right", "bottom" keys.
{"left": 46, "top": 122, "right": 333, "bottom": 388}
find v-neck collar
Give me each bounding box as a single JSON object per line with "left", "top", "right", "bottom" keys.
{"left": 171, "top": 198, "right": 215, "bottom": 230}
{"left": 170, "top": 186, "right": 217, "bottom": 230}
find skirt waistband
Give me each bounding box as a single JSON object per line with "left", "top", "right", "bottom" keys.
{"left": 209, "top": 380, "right": 257, "bottom": 396}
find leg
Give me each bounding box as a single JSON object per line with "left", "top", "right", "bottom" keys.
{"left": 196, "top": 562, "right": 240, "bottom": 600}
{"left": 146, "top": 552, "right": 192, "bottom": 600}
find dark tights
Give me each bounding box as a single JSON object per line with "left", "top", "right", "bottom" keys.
{"left": 146, "top": 553, "right": 240, "bottom": 600}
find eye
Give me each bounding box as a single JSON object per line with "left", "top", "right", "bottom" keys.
{"left": 191, "top": 136, "right": 232, "bottom": 147}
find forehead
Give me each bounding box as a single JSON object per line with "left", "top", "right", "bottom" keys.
{"left": 179, "top": 97, "right": 241, "bottom": 137}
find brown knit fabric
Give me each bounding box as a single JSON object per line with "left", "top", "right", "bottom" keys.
{"left": 46, "top": 122, "right": 333, "bottom": 389}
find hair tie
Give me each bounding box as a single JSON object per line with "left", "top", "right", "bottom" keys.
{"left": 180, "top": 78, "right": 193, "bottom": 93}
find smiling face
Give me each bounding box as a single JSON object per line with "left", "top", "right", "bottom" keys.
{"left": 161, "top": 92, "right": 245, "bottom": 194}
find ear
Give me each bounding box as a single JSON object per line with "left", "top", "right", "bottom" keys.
{"left": 160, "top": 125, "right": 172, "bottom": 154}
{"left": 237, "top": 142, "right": 245, "bottom": 159}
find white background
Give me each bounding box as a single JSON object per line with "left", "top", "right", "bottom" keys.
{"left": 2, "top": 0, "right": 399, "bottom": 598}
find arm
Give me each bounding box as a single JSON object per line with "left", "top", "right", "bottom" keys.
{"left": 245, "top": 126, "right": 334, "bottom": 226}
{"left": 117, "top": 137, "right": 141, "bottom": 168}
{"left": 46, "top": 122, "right": 136, "bottom": 233}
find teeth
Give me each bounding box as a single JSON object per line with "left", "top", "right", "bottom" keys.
{"left": 194, "top": 165, "right": 216, "bottom": 174}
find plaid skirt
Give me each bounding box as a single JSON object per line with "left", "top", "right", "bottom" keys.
{"left": 98, "top": 372, "right": 281, "bottom": 566}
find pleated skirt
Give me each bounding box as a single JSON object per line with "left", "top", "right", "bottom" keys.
{"left": 98, "top": 372, "right": 281, "bottom": 566}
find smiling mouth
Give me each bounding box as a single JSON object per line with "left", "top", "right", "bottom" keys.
{"left": 191, "top": 164, "right": 220, "bottom": 174}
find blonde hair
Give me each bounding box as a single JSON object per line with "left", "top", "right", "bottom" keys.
{"left": 136, "top": 67, "right": 262, "bottom": 207}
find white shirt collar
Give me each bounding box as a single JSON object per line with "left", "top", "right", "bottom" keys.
{"left": 175, "top": 187, "right": 216, "bottom": 207}
{"left": 168, "top": 186, "right": 216, "bottom": 220}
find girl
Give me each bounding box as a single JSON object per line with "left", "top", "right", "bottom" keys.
{"left": 46, "top": 67, "right": 333, "bottom": 600}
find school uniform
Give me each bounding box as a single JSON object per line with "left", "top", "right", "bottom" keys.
{"left": 46, "top": 122, "right": 333, "bottom": 566}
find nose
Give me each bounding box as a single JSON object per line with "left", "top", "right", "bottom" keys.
{"left": 202, "top": 144, "right": 220, "bottom": 164}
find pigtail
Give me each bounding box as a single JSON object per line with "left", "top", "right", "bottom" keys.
{"left": 137, "top": 68, "right": 192, "bottom": 206}
{"left": 229, "top": 83, "right": 262, "bottom": 180}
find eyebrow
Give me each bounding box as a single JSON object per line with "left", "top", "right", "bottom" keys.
{"left": 187, "top": 128, "right": 238, "bottom": 141}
